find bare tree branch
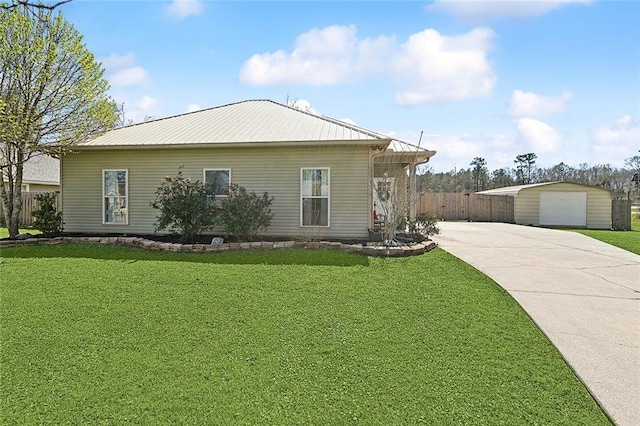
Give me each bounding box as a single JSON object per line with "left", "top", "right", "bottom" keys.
{"left": 1, "top": 0, "right": 72, "bottom": 11}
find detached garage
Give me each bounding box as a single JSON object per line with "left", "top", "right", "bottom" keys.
{"left": 478, "top": 182, "right": 611, "bottom": 229}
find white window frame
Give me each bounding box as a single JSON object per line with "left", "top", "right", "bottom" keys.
{"left": 203, "top": 168, "right": 231, "bottom": 199}
{"left": 300, "top": 167, "right": 330, "bottom": 227}
{"left": 102, "top": 169, "right": 128, "bottom": 225}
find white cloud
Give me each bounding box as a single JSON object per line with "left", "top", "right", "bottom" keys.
{"left": 436, "top": 136, "right": 483, "bottom": 162}
{"left": 516, "top": 118, "right": 562, "bottom": 153}
{"left": 186, "top": 104, "right": 201, "bottom": 113}
{"left": 491, "top": 134, "right": 514, "bottom": 149}
{"left": 136, "top": 95, "right": 158, "bottom": 112}
{"left": 100, "top": 52, "right": 149, "bottom": 88}
{"left": 392, "top": 28, "right": 496, "bottom": 104}
{"left": 592, "top": 115, "right": 640, "bottom": 160}
{"left": 100, "top": 52, "right": 136, "bottom": 70}
{"left": 110, "top": 66, "right": 148, "bottom": 87}
{"left": 508, "top": 90, "right": 573, "bottom": 117}
{"left": 387, "top": 131, "right": 519, "bottom": 172}
{"left": 427, "top": 0, "right": 592, "bottom": 22}
{"left": 289, "top": 99, "right": 319, "bottom": 115}
{"left": 240, "top": 25, "right": 496, "bottom": 105}
{"left": 165, "top": 0, "right": 204, "bottom": 20}
{"left": 240, "top": 25, "right": 394, "bottom": 86}
{"left": 116, "top": 96, "right": 159, "bottom": 125}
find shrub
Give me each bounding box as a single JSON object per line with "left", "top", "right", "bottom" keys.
{"left": 150, "top": 170, "right": 218, "bottom": 243}
{"left": 219, "top": 184, "right": 274, "bottom": 242}
{"left": 408, "top": 213, "right": 440, "bottom": 238}
{"left": 32, "top": 192, "right": 63, "bottom": 237}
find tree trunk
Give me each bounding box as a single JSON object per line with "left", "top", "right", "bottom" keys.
{"left": 0, "top": 153, "right": 24, "bottom": 239}
{"left": 9, "top": 176, "right": 22, "bottom": 238}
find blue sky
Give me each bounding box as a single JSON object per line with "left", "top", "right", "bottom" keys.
{"left": 63, "top": 0, "right": 639, "bottom": 172}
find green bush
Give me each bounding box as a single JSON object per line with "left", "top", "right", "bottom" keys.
{"left": 219, "top": 184, "right": 274, "bottom": 241}
{"left": 32, "top": 192, "right": 63, "bottom": 237}
{"left": 150, "top": 170, "right": 218, "bottom": 243}
{"left": 408, "top": 213, "right": 440, "bottom": 238}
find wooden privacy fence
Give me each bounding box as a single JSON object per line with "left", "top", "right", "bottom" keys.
{"left": 418, "top": 193, "right": 515, "bottom": 223}
{"left": 0, "top": 192, "right": 61, "bottom": 227}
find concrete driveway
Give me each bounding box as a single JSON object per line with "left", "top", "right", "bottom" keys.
{"left": 432, "top": 222, "right": 639, "bottom": 426}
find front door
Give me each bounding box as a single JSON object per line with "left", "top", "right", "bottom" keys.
{"left": 373, "top": 177, "right": 396, "bottom": 222}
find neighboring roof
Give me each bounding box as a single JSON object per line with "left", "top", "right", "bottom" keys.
{"left": 80, "top": 99, "right": 393, "bottom": 148}
{"left": 478, "top": 181, "right": 611, "bottom": 196}
{"left": 23, "top": 155, "right": 60, "bottom": 185}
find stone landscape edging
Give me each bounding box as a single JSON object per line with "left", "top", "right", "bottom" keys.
{"left": 0, "top": 235, "right": 437, "bottom": 257}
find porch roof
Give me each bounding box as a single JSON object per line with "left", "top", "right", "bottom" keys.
{"left": 378, "top": 140, "right": 436, "bottom": 164}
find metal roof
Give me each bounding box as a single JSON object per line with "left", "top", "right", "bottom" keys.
{"left": 380, "top": 139, "right": 436, "bottom": 164}
{"left": 477, "top": 181, "right": 610, "bottom": 196}
{"left": 80, "top": 99, "right": 393, "bottom": 148}
{"left": 386, "top": 139, "right": 432, "bottom": 154}
{"left": 23, "top": 155, "right": 60, "bottom": 185}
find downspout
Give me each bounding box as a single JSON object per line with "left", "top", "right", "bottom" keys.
{"left": 58, "top": 147, "right": 63, "bottom": 228}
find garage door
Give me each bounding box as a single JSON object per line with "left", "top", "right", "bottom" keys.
{"left": 539, "top": 192, "right": 587, "bottom": 226}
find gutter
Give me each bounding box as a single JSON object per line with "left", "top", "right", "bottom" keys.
{"left": 70, "top": 139, "right": 394, "bottom": 151}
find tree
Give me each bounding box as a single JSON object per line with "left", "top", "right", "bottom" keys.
{"left": 625, "top": 155, "right": 640, "bottom": 176}
{"left": 470, "top": 157, "right": 488, "bottom": 192}
{"left": 625, "top": 155, "right": 640, "bottom": 202}
{"left": 1, "top": 1, "right": 71, "bottom": 11}
{"left": 284, "top": 94, "right": 313, "bottom": 112}
{"left": 374, "top": 171, "right": 405, "bottom": 245}
{"left": 114, "top": 102, "right": 154, "bottom": 128}
{"left": 514, "top": 153, "right": 537, "bottom": 185}
{"left": 373, "top": 164, "right": 424, "bottom": 245}
{"left": 544, "top": 162, "right": 571, "bottom": 182}
{"left": 490, "top": 168, "right": 513, "bottom": 189}
{"left": 0, "top": 4, "right": 117, "bottom": 238}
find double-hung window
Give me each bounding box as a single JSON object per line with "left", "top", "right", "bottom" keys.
{"left": 204, "top": 169, "right": 230, "bottom": 198}
{"left": 103, "top": 170, "right": 128, "bottom": 224}
{"left": 301, "top": 168, "right": 329, "bottom": 227}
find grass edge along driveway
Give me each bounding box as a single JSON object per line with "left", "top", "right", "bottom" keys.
{"left": 570, "top": 217, "right": 640, "bottom": 255}
{"left": 1, "top": 244, "right": 611, "bottom": 425}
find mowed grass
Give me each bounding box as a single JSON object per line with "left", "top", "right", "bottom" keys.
{"left": 571, "top": 217, "right": 640, "bottom": 255}
{"left": 1, "top": 245, "right": 610, "bottom": 425}
{"left": 0, "top": 227, "right": 41, "bottom": 238}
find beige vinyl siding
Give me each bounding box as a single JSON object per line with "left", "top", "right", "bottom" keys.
{"left": 514, "top": 183, "right": 611, "bottom": 229}
{"left": 3, "top": 183, "right": 59, "bottom": 193}
{"left": 585, "top": 190, "right": 613, "bottom": 229}
{"left": 513, "top": 190, "right": 540, "bottom": 226}
{"left": 27, "top": 184, "right": 60, "bottom": 193}
{"left": 62, "top": 145, "right": 371, "bottom": 239}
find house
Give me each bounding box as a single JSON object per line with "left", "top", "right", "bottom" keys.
{"left": 2, "top": 155, "right": 60, "bottom": 193}
{"left": 478, "top": 182, "right": 612, "bottom": 229}
{"left": 61, "top": 100, "right": 435, "bottom": 240}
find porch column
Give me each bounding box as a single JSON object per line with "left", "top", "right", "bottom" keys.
{"left": 409, "top": 162, "right": 417, "bottom": 219}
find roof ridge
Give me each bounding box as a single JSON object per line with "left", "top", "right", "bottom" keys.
{"left": 262, "top": 99, "right": 389, "bottom": 141}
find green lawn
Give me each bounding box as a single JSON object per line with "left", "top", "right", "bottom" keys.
{"left": 0, "top": 227, "right": 41, "bottom": 238}
{"left": 571, "top": 217, "right": 640, "bottom": 255}
{"left": 1, "top": 245, "right": 610, "bottom": 425}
